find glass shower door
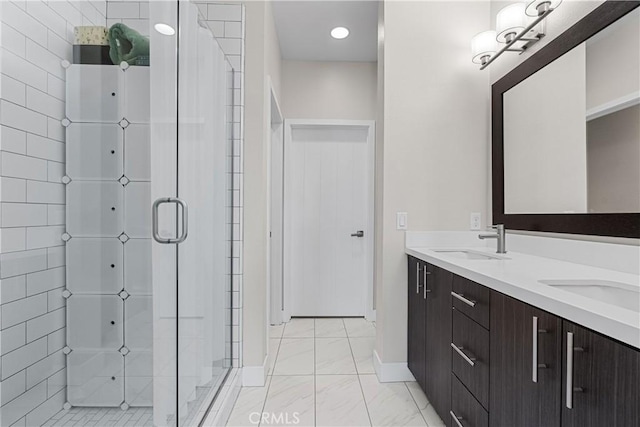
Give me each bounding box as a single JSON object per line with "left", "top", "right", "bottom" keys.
{"left": 150, "top": 1, "right": 234, "bottom": 425}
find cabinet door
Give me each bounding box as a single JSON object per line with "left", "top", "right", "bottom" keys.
{"left": 425, "top": 263, "right": 453, "bottom": 425}
{"left": 407, "top": 257, "right": 427, "bottom": 389}
{"left": 490, "top": 292, "right": 561, "bottom": 427}
{"left": 562, "top": 321, "right": 640, "bottom": 427}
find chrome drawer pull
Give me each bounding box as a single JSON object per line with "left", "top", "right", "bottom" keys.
{"left": 566, "top": 332, "right": 574, "bottom": 409}
{"left": 416, "top": 264, "right": 422, "bottom": 294}
{"left": 423, "top": 269, "right": 431, "bottom": 299}
{"left": 566, "top": 331, "right": 585, "bottom": 409}
{"left": 451, "top": 342, "right": 476, "bottom": 366}
{"left": 449, "top": 410, "right": 464, "bottom": 427}
{"left": 451, "top": 291, "right": 476, "bottom": 307}
{"left": 532, "top": 316, "right": 548, "bottom": 383}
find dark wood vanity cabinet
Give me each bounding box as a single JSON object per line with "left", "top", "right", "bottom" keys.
{"left": 490, "top": 292, "right": 562, "bottom": 427}
{"left": 407, "top": 257, "right": 452, "bottom": 426}
{"left": 407, "top": 256, "right": 427, "bottom": 389}
{"left": 561, "top": 321, "right": 640, "bottom": 427}
{"left": 407, "top": 256, "right": 640, "bottom": 427}
{"left": 424, "top": 263, "right": 453, "bottom": 424}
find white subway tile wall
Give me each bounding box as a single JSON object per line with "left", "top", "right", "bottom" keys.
{"left": 107, "top": 0, "right": 246, "bottom": 368}
{"left": 0, "top": 2, "right": 108, "bottom": 424}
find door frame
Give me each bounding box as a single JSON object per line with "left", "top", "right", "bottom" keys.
{"left": 282, "top": 119, "right": 376, "bottom": 321}
{"left": 267, "top": 77, "right": 284, "bottom": 327}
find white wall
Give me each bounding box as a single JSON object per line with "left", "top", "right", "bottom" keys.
{"left": 281, "top": 60, "right": 377, "bottom": 120}
{"left": 242, "top": 0, "right": 282, "bottom": 382}
{"left": 0, "top": 2, "right": 107, "bottom": 424}
{"left": 375, "top": 1, "right": 490, "bottom": 367}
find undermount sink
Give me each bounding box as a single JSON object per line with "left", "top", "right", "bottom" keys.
{"left": 433, "top": 249, "right": 508, "bottom": 261}
{"left": 540, "top": 279, "right": 640, "bottom": 312}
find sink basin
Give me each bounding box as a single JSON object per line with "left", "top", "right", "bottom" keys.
{"left": 433, "top": 249, "right": 507, "bottom": 261}
{"left": 540, "top": 279, "right": 640, "bottom": 312}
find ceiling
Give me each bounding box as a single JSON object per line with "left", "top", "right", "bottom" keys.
{"left": 272, "top": 1, "right": 379, "bottom": 62}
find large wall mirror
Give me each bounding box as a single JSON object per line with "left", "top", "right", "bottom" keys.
{"left": 492, "top": 0, "right": 640, "bottom": 238}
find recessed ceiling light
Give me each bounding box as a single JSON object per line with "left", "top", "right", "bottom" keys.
{"left": 331, "top": 27, "right": 350, "bottom": 40}
{"left": 154, "top": 23, "right": 176, "bottom": 36}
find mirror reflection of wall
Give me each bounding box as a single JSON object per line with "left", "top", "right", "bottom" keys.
{"left": 503, "top": 9, "right": 639, "bottom": 215}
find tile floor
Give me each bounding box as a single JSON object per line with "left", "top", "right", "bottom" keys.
{"left": 225, "top": 318, "right": 446, "bottom": 427}
{"left": 44, "top": 407, "right": 153, "bottom": 427}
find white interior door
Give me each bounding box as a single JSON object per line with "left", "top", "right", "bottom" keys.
{"left": 284, "top": 120, "right": 374, "bottom": 317}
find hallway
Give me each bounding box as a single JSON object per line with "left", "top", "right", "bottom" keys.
{"left": 226, "top": 318, "right": 445, "bottom": 426}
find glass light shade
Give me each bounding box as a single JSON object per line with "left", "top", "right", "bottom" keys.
{"left": 525, "top": 0, "right": 562, "bottom": 16}
{"left": 496, "top": 3, "right": 530, "bottom": 43}
{"left": 471, "top": 30, "right": 497, "bottom": 64}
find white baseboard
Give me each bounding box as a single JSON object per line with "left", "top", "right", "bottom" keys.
{"left": 373, "top": 349, "right": 416, "bottom": 383}
{"left": 242, "top": 355, "right": 268, "bottom": 386}
{"left": 366, "top": 309, "right": 376, "bottom": 322}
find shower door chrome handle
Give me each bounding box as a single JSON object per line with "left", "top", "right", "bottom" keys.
{"left": 152, "top": 197, "right": 189, "bottom": 244}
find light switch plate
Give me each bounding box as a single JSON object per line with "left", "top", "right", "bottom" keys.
{"left": 470, "top": 212, "right": 482, "bottom": 230}
{"left": 397, "top": 212, "right": 408, "bottom": 230}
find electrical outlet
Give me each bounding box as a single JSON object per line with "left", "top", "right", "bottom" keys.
{"left": 397, "top": 212, "right": 408, "bottom": 230}
{"left": 470, "top": 212, "right": 481, "bottom": 230}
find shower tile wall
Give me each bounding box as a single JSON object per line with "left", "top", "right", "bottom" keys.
{"left": 106, "top": 0, "right": 246, "bottom": 368}
{"left": 0, "top": 2, "right": 107, "bottom": 425}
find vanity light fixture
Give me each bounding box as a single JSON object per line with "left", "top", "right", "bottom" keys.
{"left": 471, "top": 30, "right": 498, "bottom": 66}
{"left": 472, "top": 0, "right": 562, "bottom": 70}
{"left": 331, "top": 26, "right": 350, "bottom": 39}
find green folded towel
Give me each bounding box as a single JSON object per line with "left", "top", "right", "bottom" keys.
{"left": 108, "top": 23, "right": 150, "bottom": 66}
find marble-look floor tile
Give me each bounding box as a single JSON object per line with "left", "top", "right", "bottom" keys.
{"left": 349, "top": 337, "right": 376, "bottom": 374}
{"left": 273, "top": 338, "right": 314, "bottom": 375}
{"left": 315, "top": 338, "right": 356, "bottom": 375}
{"left": 267, "top": 339, "right": 281, "bottom": 375}
{"left": 316, "top": 375, "right": 370, "bottom": 426}
{"left": 262, "top": 375, "right": 315, "bottom": 427}
{"left": 315, "top": 318, "right": 347, "bottom": 338}
{"left": 344, "top": 318, "right": 376, "bottom": 338}
{"left": 405, "top": 381, "right": 429, "bottom": 411}
{"left": 421, "top": 404, "right": 445, "bottom": 427}
{"left": 359, "top": 375, "right": 426, "bottom": 426}
{"left": 405, "top": 382, "right": 444, "bottom": 426}
{"left": 270, "top": 323, "right": 285, "bottom": 339}
{"left": 283, "top": 318, "right": 315, "bottom": 338}
{"left": 226, "top": 379, "right": 271, "bottom": 427}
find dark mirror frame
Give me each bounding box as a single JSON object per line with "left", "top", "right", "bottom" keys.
{"left": 492, "top": 0, "right": 640, "bottom": 239}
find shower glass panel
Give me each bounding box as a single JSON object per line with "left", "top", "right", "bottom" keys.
{"left": 174, "top": 1, "right": 234, "bottom": 425}
{"left": 0, "top": 0, "right": 234, "bottom": 425}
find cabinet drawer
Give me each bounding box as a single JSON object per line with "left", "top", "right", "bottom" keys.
{"left": 452, "top": 275, "right": 490, "bottom": 329}
{"left": 451, "top": 374, "right": 488, "bottom": 427}
{"left": 452, "top": 309, "right": 490, "bottom": 410}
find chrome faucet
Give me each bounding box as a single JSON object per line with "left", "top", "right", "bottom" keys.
{"left": 479, "top": 224, "right": 506, "bottom": 254}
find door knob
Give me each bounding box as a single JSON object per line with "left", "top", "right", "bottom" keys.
{"left": 351, "top": 231, "right": 364, "bottom": 237}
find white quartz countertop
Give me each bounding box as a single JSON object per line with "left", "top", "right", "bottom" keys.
{"left": 406, "top": 244, "right": 640, "bottom": 349}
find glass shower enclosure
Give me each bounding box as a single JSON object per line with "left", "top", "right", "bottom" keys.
{"left": 3, "top": 1, "right": 236, "bottom": 426}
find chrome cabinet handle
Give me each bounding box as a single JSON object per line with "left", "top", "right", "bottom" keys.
{"left": 566, "top": 331, "right": 574, "bottom": 409}
{"left": 451, "top": 342, "right": 476, "bottom": 366}
{"left": 449, "top": 410, "right": 464, "bottom": 427}
{"left": 565, "top": 331, "right": 584, "bottom": 409}
{"left": 423, "top": 269, "right": 431, "bottom": 299}
{"left": 152, "top": 197, "right": 189, "bottom": 244}
{"left": 416, "top": 264, "right": 423, "bottom": 294}
{"left": 451, "top": 291, "right": 476, "bottom": 307}
{"left": 532, "top": 316, "right": 548, "bottom": 383}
